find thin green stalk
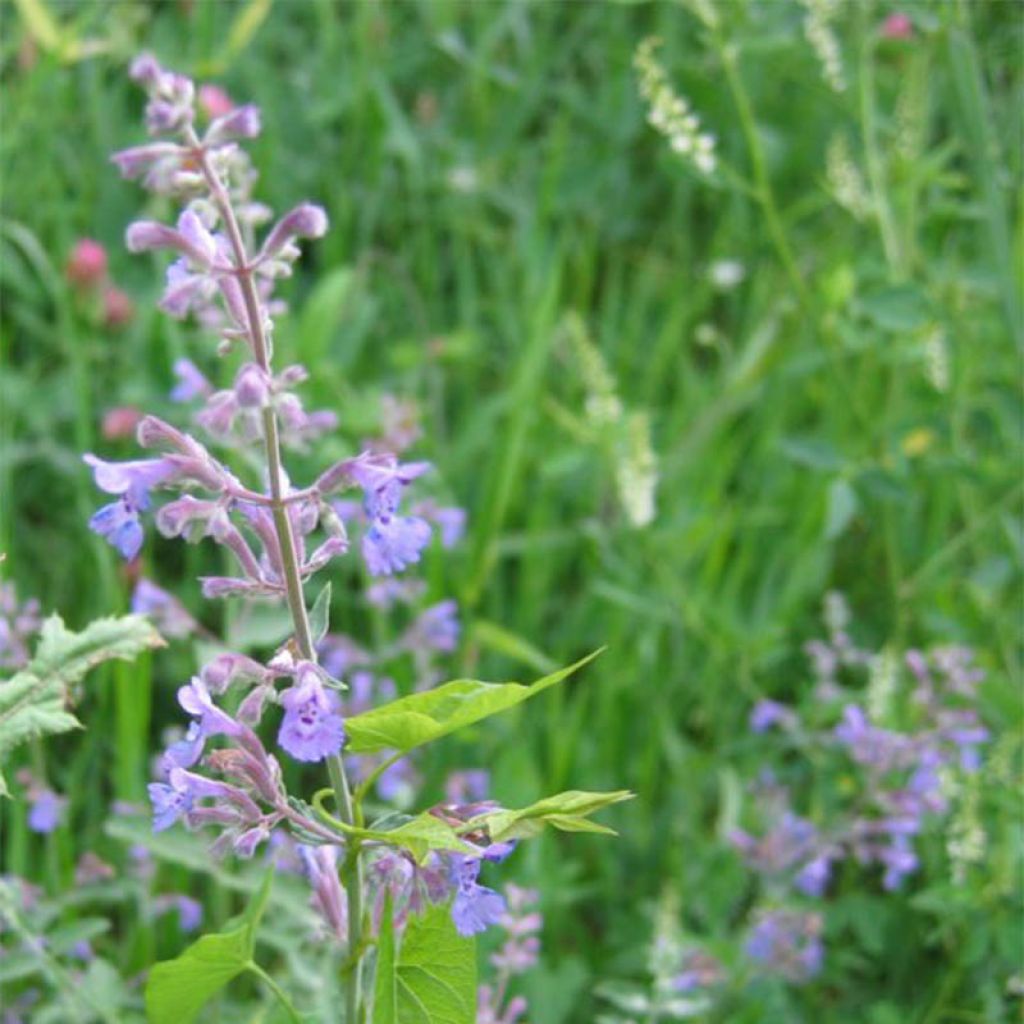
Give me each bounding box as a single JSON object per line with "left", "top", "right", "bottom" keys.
{"left": 857, "top": 12, "right": 905, "bottom": 278}
{"left": 188, "top": 127, "right": 364, "bottom": 1024}
{"left": 713, "top": 35, "right": 813, "bottom": 316}
{"left": 247, "top": 960, "right": 304, "bottom": 1023}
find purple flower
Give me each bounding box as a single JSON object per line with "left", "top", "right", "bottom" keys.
{"left": 834, "top": 705, "right": 912, "bottom": 771}
{"left": 278, "top": 665, "right": 345, "bottom": 763}
{"left": 450, "top": 855, "right": 507, "bottom": 937}
{"left": 446, "top": 770, "right": 490, "bottom": 805}
{"left": 746, "top": 910, "right": 823, "bottom": 983}
{"left": 363, "top": 515, "right": 432, "bottom": 576}
{"left": 348, "top": 455, "right": 431, "bottom": 519}
{"left": 178, "top": 676, "right": 245, "bottom": 740}
{"left": 880, "top": 834, "right": 918, "bottom": 890}
{"left": 794, "top": 854, "right": 832, "bottom": 897}
{"left": 433, "top": 506, "right": 466, "bottom": 549}
{"left": 170, "top": 358, "right": 212, "bottom": 403}
{"left": 204, "top": 104, "right": 261, "bottom": 145}
{"left": 749, "top": 698, "right": 795, "bottom": 733}
{"left": 88, "top": 497, "right": 146, "bottom": 559}
{"left": 84, "top": 453, "right": 177, "bottom": 501}
{"left": 299, "top": 844, "right": 347, "bottom": 941}
{"left": 84, "top": 453, "right": 177, "bottom": 559}
{"left": 159, "top": 721, "right": 206, "bottom": 775}
{"left": 27, "top": 790, "right": 67, "bottom": 834}
{"left": 132, "top": 579, "right": 196, "bottom": 638}
{"left": 405, "top": 600, "right": 460, "bottom": 653}
{"left": 176, "top": 895, "right": 203, "bottom": 932}
{"left": 258, "top": 204, "right": 329, "bottom": 262}
{"left": 148, "top": 777, "right": 193, "bottom": 832}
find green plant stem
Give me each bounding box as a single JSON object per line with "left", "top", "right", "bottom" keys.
{"left": 857, "top": 15, "right": 905, "bottom": 278}
{"left": 714, "top": 35, "right": 813, "bottom": 316}
{"left": 330, "top": 755, "right": 364, "bottom": 1024}
{"left": 247, "top": 960, "right": 304, "bottom": 1023}
{"left": 189, "top": 127, "right": 364, "bottom": 1024}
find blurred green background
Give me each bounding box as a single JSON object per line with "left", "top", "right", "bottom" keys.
{"left": 1, "top": 0, "right": 1021, "bottom": 1021}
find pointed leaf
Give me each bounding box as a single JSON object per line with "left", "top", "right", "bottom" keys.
{"left": 145, "top": 868, "right": 273, "bottom": 1024}
{"left": 345, "top": 650, "right": 602, "bottom": 755}
{"left": 464, "top": 789, "right": 633, "bottom": 843}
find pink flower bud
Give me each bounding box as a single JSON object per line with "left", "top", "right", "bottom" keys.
{"left": 881, "top": 13, "right": 913, "bottom": 39}
{"left": 66, "top": 239, "right": 108, "bottom": 289}
{"left": 103, "top": 286, "right": 134, "bottom": 329}
{"left": 198, "top": 84, "right": 235, "bottom": 119}
{"left": 102, "top": 406, "right": 143, "bottom": 440}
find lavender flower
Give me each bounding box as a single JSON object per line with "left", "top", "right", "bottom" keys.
{"left": 746, "top": 909, "right": 824, "bottom": 983}
{"left": 27, "top": 790, "right": 67, "bottom": 834}
{"left": 277, "top": 663, "right": 345, "bottom": 763}
{"left": 170, "top": 358, "right": 212, "bottom": 402}
{"left": 132, "top": 578, "right": 198, "bottom": 638}
{"left": 0, "top": 583, "right": 42, "bottom": 670}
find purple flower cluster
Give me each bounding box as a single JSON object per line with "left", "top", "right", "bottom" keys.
{"left": 16, "top": 771, "right": 67, "bottom": 835}
{"left": 477, "top": 884, "right": 542, "bottom": 1024}
{"left": 746, "top": 909, "right": 824, "bottom": 983}
{"left": 0, "top": 583, "right": 42, "bottom": 671}
{"left": 728, "top": 594, "right": 992, "bottom": 986}
{"left": 91, "top": 54, "right": 563, "bottom": 989}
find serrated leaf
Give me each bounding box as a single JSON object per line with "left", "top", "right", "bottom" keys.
{"left": 29, "top": 614, "right": 164, "bottom": 688}
{"left": 0, "top": 614, "right": 162, "bottom": 795}
{"left": 395, "top": 904, "right": 475, "bottom": 1024}
{"left": 373, "top": 892, "right": 397, "bottom": 1024}
{"left": 309, "top": 583, "right": 332, "bottom": 646}
{"left": 345, "top": 650, "right": 602, "bottom": 755}
{"left": 145, "top": 868, "right": 274, "bottom": 1024}
{"left": 464, "top": 789, "right": 633, "bottom": 843}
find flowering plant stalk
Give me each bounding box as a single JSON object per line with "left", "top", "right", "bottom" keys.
{"left": 89, "top": 55, "right": 629, "bottom": 1022}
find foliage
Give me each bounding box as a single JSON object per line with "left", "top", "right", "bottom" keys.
{"left": 0, "top": 614, "right": 162, "bottom": 794}
{"left": 0, "top": 1, "right": 1020, "bottom": 1022}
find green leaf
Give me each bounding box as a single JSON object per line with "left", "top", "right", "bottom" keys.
{"left": 145, "top": 868, "right": 274, "bottom": 1024}
{"left": 857, "top": 285, "right": 931, "bottom": 333}
{"left": 0, "top": 614, "right": 163, "bottom": 795}
{"left": 463, "top": 789, "right": 633, "bottom": 843}
{"left": 373, "top": 892, "right": 397, "bottom": 1024}
{"left": 312, "top": 803, "right": 472, "bottom": 862}
{"left": 825, "top": 477, "right": 858, "bottom": 541}
{"left": 308, "top": 583, "right": 332, "bottom": 646}
{"left": 395, "top": 904, "right": 476, "bottom": 1024}
{"left": 345, "top": 650, "right": 602, "bottom": 755}
{"left": 29, "top": 613, "right": 163, "bottom": 686}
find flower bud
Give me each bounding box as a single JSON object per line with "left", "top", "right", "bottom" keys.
{"left": 66, "top": 239, "right": 108, "bottom": 289}
{"left": 103, "top": 286, "right": 134, "bottom": 329}
{"left": 198, "top": 83, "right": 234, "bottom": 119}
{"left": 234, "top": 363, "right": 271, "bottom": 408}
{"left": 205, "top": 104, "right": 262, "bottom": 146}
{"left": 258, "top": 204, "right": 329, "bottom": 262}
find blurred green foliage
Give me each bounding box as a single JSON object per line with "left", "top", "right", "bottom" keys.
{"left": 0, "top": 1, "right": 1021, "bottom": 1021}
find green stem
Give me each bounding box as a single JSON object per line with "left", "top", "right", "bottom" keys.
{"left": 714, "top": 35, "right": 813, "bottom": 316}
{"left": 330, "top": 756, "right": 364, "bottom": 1024}
{"left": 247, "top": 960, "right": 304, "bottom": 1023}
{"left": 188, "top": 127, "right": 364, "bottom": 1023}
{"left": 857, "top": 13, "right": 905, "bottom": 278}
